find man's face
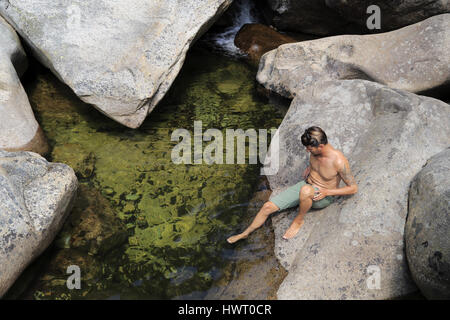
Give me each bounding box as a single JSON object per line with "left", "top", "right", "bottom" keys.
{"left": 306, "top": 145, "right": 323, "bottom": 155}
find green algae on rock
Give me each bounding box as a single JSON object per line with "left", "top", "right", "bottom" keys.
{"left": 55, "top": 185, "right": 128, "bottom": 256}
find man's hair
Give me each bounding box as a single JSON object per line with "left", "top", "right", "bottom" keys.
{"left": 301, "top": 126, "right": 328, "bottom": 147}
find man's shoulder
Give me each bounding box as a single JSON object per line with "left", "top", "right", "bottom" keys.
{"left": 332, "top": 149, "right": 349, "bottom": 169}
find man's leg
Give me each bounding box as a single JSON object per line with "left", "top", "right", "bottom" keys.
{"left": 227, "top": 201, "right": 279, "bottom": 244}
{"left": 282, "top": 185, "right": 315, "bottom": 239}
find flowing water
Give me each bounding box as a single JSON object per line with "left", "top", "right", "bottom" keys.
{"left": 5, "top": 42, "right": 287, "bottom": 299}
{"left": 202, "top": 0, "right": 262, "bottom": 57}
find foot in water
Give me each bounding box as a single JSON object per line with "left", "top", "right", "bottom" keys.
{"left": 282, "top": 220, "right": 304, "bottom": 240}
{"left": 227, "top": 233, "right": 248, "bottom": 244}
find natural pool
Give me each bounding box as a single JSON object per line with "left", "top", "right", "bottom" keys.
{"left": 6, "top": 44, "right": 286, "bottom": 299}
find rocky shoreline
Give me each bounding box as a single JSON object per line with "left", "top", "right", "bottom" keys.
{"left": 1, "top": 0, "right": 450, "bottom": 300}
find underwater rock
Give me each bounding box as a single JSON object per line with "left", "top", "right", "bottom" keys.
{"left": 257, "top": 14, "right": 450, "bottom": 99}
{"left": 0, "top": 150, "right": 78, "bottom": 297}
{"left": 56, "top": 184, "right": 128, "bottom": 256}
{"left": 0, "top": 0, "right": 232, "bottom": 128}
{"left": 29, "top": 249, "right": 104, "bottom": 300}
{"left": 265, "top": 0, "right": 450, "bottom": 35}
{"left": 52, "top": 144, "right": 96, "bottom": 180}
{"left": 263, "top": 80, "right": 450, "bottom": 299}
{"left": 405, "top": 148, "right": 450, "bottom": 299}
{"left": 49, "top": 249, "right": 103, "bottom": 282}
{"left": 205, "top": 179, "right": 287, "bottom": 300}
{"left": 0, "top": 16, "right": 48, "bottom": 155}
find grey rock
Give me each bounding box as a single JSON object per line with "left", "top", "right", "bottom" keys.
{"left": 0, "top": 16, "right": 48, "bottom": 154}
{"left": 262, "top": 80, "right": 450, "bottom": 299}
{"left": 257, "top": 14, "right": 450, "bottom": 99}
{"left": 405, "top": 148, "right": 450, "bottom": 299}
{"left": 266, "top": 0, "right": 450, "bottom": 35}
{"left": 0, "top": 150, "right": 78, "bottom": 297}
{"left": 0, "top": 0, "right": 232, "bottom": 128}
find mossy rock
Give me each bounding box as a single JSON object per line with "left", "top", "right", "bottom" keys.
{"left": 56, "top": 184, "right": 128, "bottom": 255}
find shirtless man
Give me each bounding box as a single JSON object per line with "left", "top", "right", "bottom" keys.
{"left": 227, "top": 126, "right": 358, "bottom": 243}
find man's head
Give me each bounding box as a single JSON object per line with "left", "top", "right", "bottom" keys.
{"left": 301, "top": 126, "right": 328, "bottom": 155}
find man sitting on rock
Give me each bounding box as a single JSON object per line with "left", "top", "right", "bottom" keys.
{"left": 227, "top": 126, "right": 358, "bottom": 243}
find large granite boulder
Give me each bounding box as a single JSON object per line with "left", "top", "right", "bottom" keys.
{"left": 0, "top": 0, "right": 233, "bottom": 128}
{"left": 0, "top": 16, "right": 48, "bottom": 155}
{"left": 257, "top": 14, "right": 450, "bottom": 99}
{"left": 265, "top": 0, "right": 450, "bottom": 35}
{"left": 0, "top": 150, "right": 78, "bottom": 297}
{"left": 405, "top": 148, "right": 450, "bottom": 299}
{"left": 262, "top": 80, "right": 450, "bottom": 299}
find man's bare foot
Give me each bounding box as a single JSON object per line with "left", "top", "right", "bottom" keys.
{"left": 282, "top": 220, "right": 304, "bottom": 240}
{"left": 227, "top": 233, "right": 248, "bottom": 244}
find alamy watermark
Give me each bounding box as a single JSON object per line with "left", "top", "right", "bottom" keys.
{"left": 171, "top": 121, "right": 279, "bottom": 175}
{"left": 66, "top": 265, "right": 81, "bottom": 290}
{"left": 366, "top": 265, "right": 381, "bottom": 290}
{"left": 66, "top": 4, "right": 82, "bottom": 30}
{"left": 367, "top": 5, "right": 381, "bottom": 30}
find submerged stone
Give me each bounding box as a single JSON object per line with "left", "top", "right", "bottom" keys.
{"left": 56, "top": 184, "right": 128, "bottom": 256}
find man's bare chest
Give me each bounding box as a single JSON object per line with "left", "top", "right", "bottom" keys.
{"left": 310, "top": 157, "right": 338, "bottom": 181}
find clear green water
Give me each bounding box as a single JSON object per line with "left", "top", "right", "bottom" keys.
{"left": 9, "top": 45, "right": 284, "bottom": 299}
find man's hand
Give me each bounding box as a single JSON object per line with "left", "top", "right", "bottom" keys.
{"left": 312, "top": 186, "right": 329, "bottom": 201}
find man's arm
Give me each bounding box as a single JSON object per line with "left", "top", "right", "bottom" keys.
{"left": 302, "top": 166, "right": 310, "bottom": 179}
{"left": 302, "top": 154, "right": 311, "bottom": 179}
{"left": 327, "top": 158, "right": 358, "bottom": 196}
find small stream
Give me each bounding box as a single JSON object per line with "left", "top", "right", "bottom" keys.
{"left": 5, "top": 41, "right": 287, "bottom": 299}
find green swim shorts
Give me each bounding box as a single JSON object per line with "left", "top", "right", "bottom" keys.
{"left": 270, "top": 179, "right": 335, "bottom": 211}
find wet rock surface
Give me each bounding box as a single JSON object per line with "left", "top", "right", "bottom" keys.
{"left": 234, "top": 23, "right": 299, "bottom": 65}
{"left": 405, "top": 148, "right": 450, "bottom": 299}
{"left": 263, "top": 80, "right": 450, "bottom": 299}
